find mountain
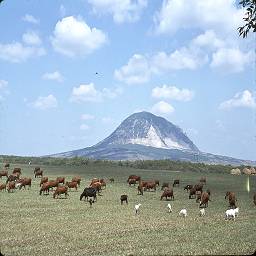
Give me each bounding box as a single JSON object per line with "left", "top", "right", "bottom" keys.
{"left": 51, "top": 111, "right": 255, "bottom": 165}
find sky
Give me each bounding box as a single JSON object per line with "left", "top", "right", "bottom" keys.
{"left": 0, "top": 0, "right": 255, "bottom": 160}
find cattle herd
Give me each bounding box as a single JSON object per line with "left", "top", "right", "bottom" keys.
{"left": 0, "top": 163, "right": 256, "bottom": 221}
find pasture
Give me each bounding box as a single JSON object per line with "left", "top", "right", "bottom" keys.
{"left": 0, "top": 163, "right": 255, "bottom": 256}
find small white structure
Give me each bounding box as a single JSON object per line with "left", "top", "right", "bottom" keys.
{"left": 225, "top": 208, "right": 239, "bottom": 220}
{"left": 134, "top": 203, "right": 142, "bottom": 215}
{"left": 199, "top": 208, "right": 205, "bottom": 217}
{"left": 167, "top": 203, "right": 172, "bottom": 213}
{"left": 179, "top": 209, "right": 187, "bottom": 218}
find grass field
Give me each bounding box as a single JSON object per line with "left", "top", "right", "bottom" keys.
{"left": 0, "top": 163, "right": 255, "bottom": 256}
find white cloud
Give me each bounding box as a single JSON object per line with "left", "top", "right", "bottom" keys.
{"left": 32, "top": 95, "right": 58, "bottom": 110}
{"left": 22, "top": 31, "right": 42, "bottom": 45}
{"left": 80, "top": 124, "right": 90, "bottom": 130}
{"left": 81, "top": 114, "right": 95, "bottom": 120}
{"left": 0, "top": 42, "right": 45, "bottom": 63}
{"left": 22, "top": 14, "right": 40, "bottom": 24}
{"left": 219, "top": 90, "right": 256, "bottom": 110}
{"left": 152, "top": 85, "right": 194, "bottom": 101}
{"left": 70, "top": 83, "right": 121, "bottom": 103}
{"left": 51, "top": 16, "right": 107, "bottom": 57}
{"left": 88, "top": 0, "right": 147, "bottom": 23}
{"left": 210, "top": 48, "right": 253, "bottom": 73}
{"left": 0, "top": 80, "right": 9, "bottom": 101}
{"left": 42, "top": 71, "right": 64, "bottom": 82}
{"left": 151, "top": 101, "right": 174, "bottom": 114}
{"left": 154, "top": 0, "right": 244, "bottom": 35}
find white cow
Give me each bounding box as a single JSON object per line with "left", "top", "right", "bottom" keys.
{"left": 199, "top": 208, "right": 205, "bottom": 216}
{"left": 179, "top": 209, "right": 187, "bottom": 218}
{"left": 225, "top": 208, "right": 239, "bottom": 220}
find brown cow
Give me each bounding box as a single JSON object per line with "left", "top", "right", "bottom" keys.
{"left": 7, "top": 181, "right": 15, "bottom": 193}
{"left": 253, "top": 193, "right": 256, "bottom": 206}
{"left": 47, "top": 180, "right": 59, "bottom": 191}
{"left": 13, "top": 172, "right": 21, "bottom": 179}
{"left": 4, "top": 163, "right": 10, "bottom": 169}
{"left": 199, "top": 192, "right": 210, "bottom": 208}
{"left": 56, "top": 177, "right": 65, "bottom": 184}
{"left": 0, "top": 183, "right": 6, "bottom": 191}
{"left": 90, "top": 178, "right": 99, "bottom": 185}
{"left": 128, "top": 178, "right": 136, "bottom": 186}
{"left": 173, "top": 179, "right": 180, "bottom": 187}
{"left": 34, "top": 169, "right": 43, "bottom": 178}
{"left": 0, "top": 170, "right": 8, "bottom": 178}
{"left": 189, "top": 187, "right": 196, "bottom": 199}
{"left": 19, "top": 178, "right": 32, "bottom": 190}
{"left": 40, "top": 182, "right": 51, "bottom": 195}
{"left": 225, "top": 191, "right": 237, "bottom": 208}
{"left": 145, "top": 182, "right": 156, "bottom": 191}
{"left": 127, "top": 175, "right": 141, "bottom": 183}
{"left": 72, "top": 176, "right": 81, "bottom": 186}
{"left": 40, "top": 177, "right": 48, "bottom": 186}
{"left": 13, "top": 168, "right": 21, "bottom": 174}
{"left": 53, "top": 186, "right": 68, "bottom": 199}
{"left": 65, "top": 181, "right": 78, "bottom": 191}
{"left": 194, "top": 184, "right": 203, "bottom": 193}
{"left": 161, "top": 188, "right": 174, "bottom": 200}
{"left": 91, "top": 182, "right": 101, "bottom": 194}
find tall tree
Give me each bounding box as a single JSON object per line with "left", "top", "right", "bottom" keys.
{"left": 238, "top": 0, "right": 256, "bottom": 37}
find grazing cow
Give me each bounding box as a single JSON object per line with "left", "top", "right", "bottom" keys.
{"left": 179, "top": 209, "right": 187, "bottom": 218}
{"left": 161, "top": 182, "right": 169, "bottom": 190}
{"left": 109, "top": 178, "right": 114, "bottom": 183}
{"left": 189, "top": 187, "right": 196, "bottom": 199}
{"left": 225, "top": 208, "right": 239, "bottom": 220}
{"left": 184, "top": 184, "right": 193, "bottom": 192}
{"left": 34, "top": 167, "right": 40, "bottom": 172}
{"left": 200, "top": 177, "right": 206, "bottom": 184}
{"left": 225, "top": 191, "right": 237, "bottom": 209}
{"left": 0, "top": 171, "right": 8, "bottom": 179}
{"left": 199, "top": 192, "right": 210, "bottom": 208}
{"left": 56, "top": 177, "right": 65, "bottom": 184}
{"left": 53, "top": 186, "right": 68, "bottom": 199}
{"left": 71, "top": 176, "right": 81, "bottom": 186}
{"left": 0, "top": 183, "right": 6, "bottom": 191}
{"left": 128, "top": 178, "right": 136, "bottom": 186}
{"left": 80, "top": 187, "right": 97, "bottom": 201}
{"left": 7, "top": 181, "right": 15, "bottom": 193}
{"left": 145, "top": 182, "right": 156, "bottom": 192}
{"left": 40, "top": 182, "right": 51, "bottom": 195}
{"left": 40, "top": 177, "right": 48, "bottom": 186}
{"left": 127, "top": 175, "right": 141, "bottom": 183}
{"left": 48, "top": 180, "right": 59, "bottom": 190}
{"left": 6, "top": 175, "right": 18, "bottom": 184}
{"left": 134, "top": 203, "right": 141, "bottom": 215}
{"left": 140, "top": 181, "right": 148, "bottom": 190}
{"left": 120, "top": 195, "right": 128, "bottom": 205}
{"left": 65, "top": 181, "right": 78, "bottom": 191}
{"left": 253, "top": 193, "right": 256, "bottom": 206}
{"left": 34, "top": 169, "right": 43, "bottom": 178}
{"left": 4, "top": 163, "right": 10, "bottom": 169}
{"left": 137, "top": 184, "right": 144, "bottom": 195}
{"left": 90, "top": 182, "right": 101, "bottom": 194}
{"left": 161, "top": 188, "right": 174, "bottom": 201}
{"left": 167, "top": 203, "right": 172, "bottom": 213}
{"left": 173, "top": 179, "right": 180, "bottom": 187}
{"left": 18, "top": 178, "right": 32, "bottom": 190}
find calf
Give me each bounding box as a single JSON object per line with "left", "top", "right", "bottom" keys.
{"left": 134, "top": 203, "right": 141, "bottom": 215}
{"left": 120, "top": 195, "right": 128, "bottom": 205}
{"left": 179, "top": 209, "right": 187, "bottom": 218}
{"left": 72, "top": 176, "right": 81, "bottom": 186}
{"left": 199, "top": 192, "right": 210, "bottom": 208}
{"left": 173, "top": 179, "right": 180, "bottom": 187}
{"left": 128, "top": 178, "right": 136, "bottom": 186}
{"left": 167, "top": 203, "right": 172, "bottom": 213}
{"left": 109, "top": 178, "right": 114, "bottom": 183}
{"left": 225, "top": 208, "right": 239, "bottom": 220}
{"left": 7, "top": 181, "right": 15, "bottom": 193}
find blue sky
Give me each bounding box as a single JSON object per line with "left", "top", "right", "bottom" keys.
{"left": 0, "top": 0, "right": 255, "bottom": 160}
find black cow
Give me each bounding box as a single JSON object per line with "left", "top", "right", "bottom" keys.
{"left": 80, "top": 187, "right": 97, "bottom": 202}
{"left": 120, "top": 195, "right": 128, "bottom": 205}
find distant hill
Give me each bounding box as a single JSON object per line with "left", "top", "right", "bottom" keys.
{"left": 51, "top": 111, "right": 256, "bottom": 165}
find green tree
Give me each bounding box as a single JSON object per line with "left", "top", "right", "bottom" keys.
{"left": 238, "top": 0, "right": 256, "bottom": 37}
